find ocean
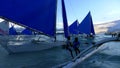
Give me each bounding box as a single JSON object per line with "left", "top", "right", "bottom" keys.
{"left": 75, "top": 42, "right": 120, "bottom": 68}
{"left": 0, "top": 34, "right": 120, "bottom": 68}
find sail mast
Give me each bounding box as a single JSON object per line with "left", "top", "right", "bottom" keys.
{"left": 62, "top": 0, "right": 70, "bottom": 38}
{"left": 54, "top": 0, "right": 58, "bottom": 41}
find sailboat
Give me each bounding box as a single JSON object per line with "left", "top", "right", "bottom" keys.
{"left": 69, "top": 20, "right": 79, "bottom": 34}
{"left": 0, "top": 0, "right": 67, "bottom": 53}
{"left": 78, "top": 11, "right": 95, "bottom": 35}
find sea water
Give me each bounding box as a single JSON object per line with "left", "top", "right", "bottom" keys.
{"left": 75, "top": 42, "right": 120, "bottom": 68}
{"left": 0, "top": 34, "right": 120, "bottom": 68}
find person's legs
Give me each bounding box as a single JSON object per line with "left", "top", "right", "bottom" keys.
{"left": 74, "top": 48, "right": 78, "bottom": 56}
{"left": 77, "top": 48, "right": 80, "bottom": 53}
{"left": 68, "top": 48, "right": 74, "bottom": 58}
{"left": 75, "top": 49, "right": 77, "bottom": 56}
{"left": 75, "top": 48, "right": 80, "bottom": 56}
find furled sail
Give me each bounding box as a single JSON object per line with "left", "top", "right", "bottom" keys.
{"left": 62, "top": 0, "right": 70, "bottom": 38}
{"left": 0, "top": 0, "right": 57, "bottom": 37}
{"left": 9, "top": 26, "right": 18, "bottom": 35}
{"left": 21, "top": 28, "right": 32, "bottom": 35}
{"left": 69, "top": 20, "right": 79, "bottom": 34}
{"left": 78, "top": 11, "right": 95, "bottom": 35}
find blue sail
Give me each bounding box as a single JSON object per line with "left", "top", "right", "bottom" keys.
{"left": 21, "top": 28, "right": 32, "bottom": 35}
{"left": 0, "top": 0, "right": 57, "bottom": 37}
{"left": 78, "top": 11, "right": 95, "bottom": 35}
{"left": 9, "top": 26, "right": 18, "bottom": 35}
{"left": 69, "top": 20, "right": 79, "bottom": 34}
{"left": 62, "top": 0, "right": 70, "bottom": 38}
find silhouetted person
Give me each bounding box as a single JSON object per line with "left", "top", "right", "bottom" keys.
{"left": 113, "top": 33, "right": 115, "bottom": 37}
{"left": 118, "top": 33, "right": 120, "bottom": 38}
{"left": 73, "top": 37, "right": 80, "bottom": 56}
{"left": 66, "top": 36, "right": 74, "bottom": 58}
{"left": 112, "top": 33, "right": 114, "bottom": 37}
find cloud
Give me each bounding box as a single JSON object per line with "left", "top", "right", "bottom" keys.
{"left": 107, "top": 10, "right": 120, "bottom": 16}
{"left": 56, "top": 21, "right": 72, "bottom": 29}
{"left": 57, "top": 22, "right": 63, "bottom": 29}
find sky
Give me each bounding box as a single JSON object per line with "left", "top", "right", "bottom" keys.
{"left": 56, "top": 0, "right": 120, "bottom": 28}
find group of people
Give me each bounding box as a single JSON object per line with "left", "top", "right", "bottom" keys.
{"left": 65, "top": 36, "right": 80, "bottom": 59}
{"left": 111, "top": 33, "right": 117, "bottom": 37}
{"left": 118, "top": 33, "right": 120, "bottom": 39}
{"left": 111, "top": 33, "right": 120, "bottom": 38}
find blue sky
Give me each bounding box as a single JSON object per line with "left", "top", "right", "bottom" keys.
{"left": 57, "top": 0, "right": 120, "bottom": 28}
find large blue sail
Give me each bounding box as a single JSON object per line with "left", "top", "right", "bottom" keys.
{"left": 9, "top": 26, "right": 18, "bottom": 35}
{"left": 78, "top": 11, "right": 95, "bottom": 35}
{"left": 0, "top": 0, "right": 57, "bottom": 37}
{"left": 69, "top": 20, "right": 79, "bottom": 34}
{"left": 62, "top": 0, "right": 69, "bottom": 38}
{"left": 21, "top": 28, "right": 32, "bottom": 35}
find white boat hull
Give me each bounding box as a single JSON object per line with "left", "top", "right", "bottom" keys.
{"left": 0, "top": 35, "right": 65, "bottom": 54}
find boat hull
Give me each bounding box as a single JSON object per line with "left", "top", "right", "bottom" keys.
{"left": 7, "top": 41, "right": 65, "bottom": 53}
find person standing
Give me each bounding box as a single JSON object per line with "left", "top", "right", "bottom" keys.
{"left": 117, "top": 33, "right": 120, "bottom": 39}
{"left": 73, "top": 37, "right": 80, "bottom": 56}
{"left": 66, "top": 36, "right": 74, "bottom": 58}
